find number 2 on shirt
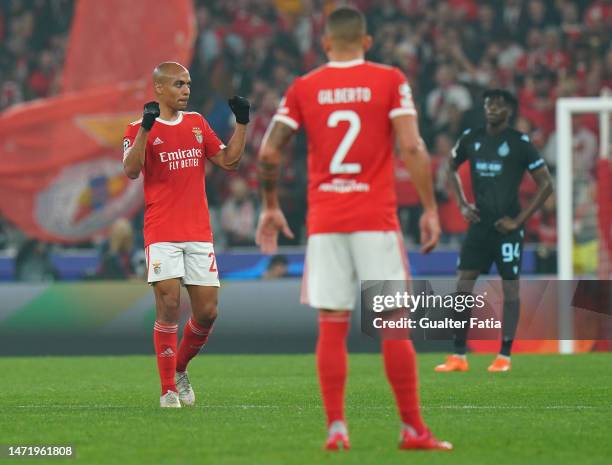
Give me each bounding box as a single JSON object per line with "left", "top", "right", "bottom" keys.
{"left": 208, "top": 252, "right": 217, "bottom": 272}
{"left": 328, "top": 110, "right": 361, "bottom": 174}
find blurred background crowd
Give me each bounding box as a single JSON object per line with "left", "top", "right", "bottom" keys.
{"left": 0, "top": 0, "right": 610, "bottom": 279}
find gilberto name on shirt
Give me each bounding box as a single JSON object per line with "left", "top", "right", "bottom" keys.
{"left": 317, "top": 87, "right": 372, "bottom": 105}
{"left": 158, "top": 147, "right": 203, "bottom": 171}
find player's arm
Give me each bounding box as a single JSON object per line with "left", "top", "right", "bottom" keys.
{"left": 209, "top": 96, "right": 250, "bottom": 171}
{"left": 495, "top": 165, "right": 553, "bottom": 234}
{"left": 449, "top": 132, "right": 480, "bottom": 223}
{"left": 208, "top": 125, "right": 247, "bottom": 171}
{"left": 449, "top": 164, "right": 481, "bottom": 223}
{"left": 123, "top": 102, "right": 159, "bottom": 179}
{"left": 392, "top": 115, "right": 440, "bottom": 253}
{"left": 255, "top": 121, "right": 295, "bottom": 254}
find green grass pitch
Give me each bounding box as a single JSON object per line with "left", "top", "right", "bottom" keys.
{"left": 1, "top": 353, "right": 611, "bottom": 465}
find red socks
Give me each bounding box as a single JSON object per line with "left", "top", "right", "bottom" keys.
{"left": 382, "top": 339, "right": 426, "bottom": 434}
{"left": 176, "top": 318, "right": 213, "bottom": 373}
{"left": 316, "top": 312, "right": 426, "bottom": 433}
{"left": 316, "top": 313, "right": 350, "bottom": 426}
{"left": 153, "top": 321, "right": 178, "bottom": 395}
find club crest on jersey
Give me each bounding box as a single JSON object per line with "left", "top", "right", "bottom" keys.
{"left": 474, "top": 142, "right": 481, "bottom": 151}
{"left": 192, "top": 127, "right": 203, "bottom": 144}
{"left": 152, "top": 261, "right": 161, "bottom": 275}
{"left": 498, "top": 141, "right": 510, "bottom": 157}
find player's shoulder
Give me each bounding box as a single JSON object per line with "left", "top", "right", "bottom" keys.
{"left": 181, "top": 111, "right": 210, "bottom": 127}
{"left": 125, "top": 118, "right": 142, "bottom": 135}
{"left": 508, "top": 128, "right": 534, "bottom": 145}
{"left": 182, "top": 111, "right": 204, "bottom": 121}
{"left": 299, "top": 65, "right": 327, "bottom": 82}
{"left": 364, "top": 61, "right": 399, "bottom": 73}
{"left": 459, "top": 127, "right": 485, "bottom": 141}
{"left": 365, "top": 61, "right": 408, "bottom": 83}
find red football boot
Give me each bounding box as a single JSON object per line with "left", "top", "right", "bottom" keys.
{"left": 399, "top": 428, "right": 453, "bottom": 451}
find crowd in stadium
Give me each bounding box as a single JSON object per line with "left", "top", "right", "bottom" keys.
{"left": 0, "top": 0, "right": 610, "bottom": 277}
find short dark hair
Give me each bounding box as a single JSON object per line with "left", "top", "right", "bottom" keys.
{"left": 325, "top": 6, "right": 366, "bottom": 43}
{"left": 483, "top": 89, "right": 518, "bottom": 108}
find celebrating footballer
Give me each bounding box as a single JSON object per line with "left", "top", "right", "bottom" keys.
{"left": 123, "top": 62, "right": 250, "bottom": 408}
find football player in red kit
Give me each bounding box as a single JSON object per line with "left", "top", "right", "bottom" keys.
{"left": 123, "top": 62, "right": 250, "bottom": 408}
{"left": 256, "top": 7, "right": 452, "bottom": 451}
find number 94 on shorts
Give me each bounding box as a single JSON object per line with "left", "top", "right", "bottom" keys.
{"left": 145, "top": 242, "right": 220, "bottom": 286}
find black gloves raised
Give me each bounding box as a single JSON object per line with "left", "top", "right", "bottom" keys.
{"left": 228, "top": 96, "right": 251, "bottom": 125}
{"left": 141, "top": 101, "right": 160, "bottom": 131}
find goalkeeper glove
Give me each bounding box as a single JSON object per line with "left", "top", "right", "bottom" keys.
{"left": 228, "top": 96, "right": 250, "bottom": 125}
{"left": 141, "top": 101, "right": 160, "bottom": 131}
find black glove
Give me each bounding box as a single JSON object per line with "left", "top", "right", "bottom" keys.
{"left": 141, "top": 101, "right": 160, "bottom": 131}
{"left": 228, "top": 95, "right": 250, "bottom": 124}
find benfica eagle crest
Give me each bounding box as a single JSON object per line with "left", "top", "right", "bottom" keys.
{"left": 192, "top": 127, "right": 203, "bottom": 144}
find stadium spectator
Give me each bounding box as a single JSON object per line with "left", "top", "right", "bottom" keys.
{"left": 93, "top": 218, "right": 135, "bottom": 280}
{"left": 15, "top": 239, "right": 58, "bottom": 282}
{"left": 262, "top": 254, "right": 289, "bottom": 279}
{"left": 573, "top": 174, "right": 599, "bottom": 274}
{"left": 425, "top": 63, "right": 473, "bottom": 135}
{"left": 221, "top": 177, "right": 257, "bottom": 247}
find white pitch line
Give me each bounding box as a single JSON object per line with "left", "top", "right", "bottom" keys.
{"left": 6, "top": 404, "right": 610, "bottom": 410}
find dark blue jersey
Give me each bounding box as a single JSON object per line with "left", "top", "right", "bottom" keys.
{"left": 450, "top": 127, "right": 545, "bottom": 223}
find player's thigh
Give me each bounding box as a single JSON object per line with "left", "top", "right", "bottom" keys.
{"left": 456, "top": 269, "right": 480, "bottom": 293}
{"left": 186, "top": 285, "right": 219, "bottom": 321}
{"left": 153, "top": 278, "right": 182, "bottom": 322}
{"left": 458, "top": 224, "right": 495, "bottom": 275}
{"left": 182, "top": 242, "right": 220, "bottom": 287}
{"left": 302, "top": 234, "right": 356, "bottom": 311}
{"left": 146, "top": 242, "right": 185, "bottom": 283}
{"left": 494, "top": 228, "right": 524, "bottom": 280}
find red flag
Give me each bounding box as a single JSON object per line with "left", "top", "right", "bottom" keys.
{"left": 0, "top": 82, "right": 150, "bottom": 242}
{"left": 63, "top": 0, "right": 196, "bottom": 92}
{"left": 0, "top": 0, "right": 196, "bottom": 242}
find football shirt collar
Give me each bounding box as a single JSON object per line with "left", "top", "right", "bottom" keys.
{"left": 326, "top": 58, "right": 365, "bottom": 68}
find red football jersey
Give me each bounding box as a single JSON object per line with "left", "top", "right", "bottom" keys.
{"left": 123, "top": 111, "right": 225, "bottom": 247}
{"left": 273, "top": 59, "right": 417, "bottom": 235}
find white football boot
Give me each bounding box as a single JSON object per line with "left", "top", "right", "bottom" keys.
{"left": 175, "top": 371, "right": 196, "bottom": 406}
{"left": 160, "top": 390, "right": 181, "bottom": 408}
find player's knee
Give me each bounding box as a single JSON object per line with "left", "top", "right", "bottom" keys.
{"left": 194, "top": 300, "right": 218, "bottom": 324}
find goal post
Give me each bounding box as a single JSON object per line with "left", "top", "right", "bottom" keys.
{"left": 555, "top": 95, "right": 612, "bottom": 353}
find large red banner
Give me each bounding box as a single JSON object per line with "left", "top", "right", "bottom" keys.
{"left": 0, "top": 0, "right": 195, "bottom": 242}
{"left": 0, "top": 82, "right": 149, "bottom": 242}
{"left": 62, "top": 0, "right": 196, "bottom": 93}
